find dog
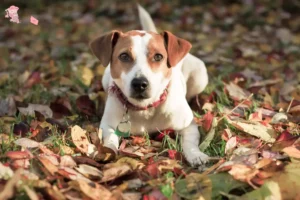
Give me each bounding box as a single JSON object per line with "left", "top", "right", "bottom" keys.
{"left": 89, "top": 5, "right": 209, "bottom": 166}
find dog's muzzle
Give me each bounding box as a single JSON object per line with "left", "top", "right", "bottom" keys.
{"left": 130, "top": 77, "right": 150, "bottom": 99}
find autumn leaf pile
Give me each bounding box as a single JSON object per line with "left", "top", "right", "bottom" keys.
{"left": 0, "top": 1, "right": 300, "bottom": 199}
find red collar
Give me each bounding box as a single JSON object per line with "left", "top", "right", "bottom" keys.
{"left": 109, "top": 82, "right": 169, "bottom": 111}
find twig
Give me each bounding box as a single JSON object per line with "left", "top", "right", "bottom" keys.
{"left": 202, "top": 158, "right": 225, "bottom": 175}
{"left": 217, "top": 93, "right": 254, "bottom": 123}
{"left": 286, "top": 97, "right": 294, "bottom": 113}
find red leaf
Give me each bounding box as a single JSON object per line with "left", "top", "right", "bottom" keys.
{"left": 154, "top": 129, "right": 174, "bottom": 141}
{"left": 168, "top": 150, "right": 177, "bottom": 159}
{"left": 6, "top": 151, "right": 32, "bottom": 160}
{"left": 202, "top": 111, "right": 214, "bottom": 132}
{"left": 132, "top": 136, "right": 146, "bottom": 146}
{"left": 145, "top": 163, "right": 160, "bottom": 178}
{"left": 272, "top": 131, "right": 299, "bottom": 151}
{"left": 75, "top": 95, "right": 96, "bottom": 116}
{"left": 24, "top": 71, "right": 41, "bottom": 88}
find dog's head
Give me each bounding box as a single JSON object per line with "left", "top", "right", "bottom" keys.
{"left": 90, "top": 30, "right": 191, "bottom": 107}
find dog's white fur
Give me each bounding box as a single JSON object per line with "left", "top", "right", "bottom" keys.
{"left": 97, "top": 5, "right": 209, "bottom": 166}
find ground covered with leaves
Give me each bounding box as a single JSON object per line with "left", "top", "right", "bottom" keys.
{"left": 0, "top": 1, "right": 300, "bottom": 199}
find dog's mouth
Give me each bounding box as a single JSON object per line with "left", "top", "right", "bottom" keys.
{"left": 130, "top": 92, "right": 150, "bottom": 100}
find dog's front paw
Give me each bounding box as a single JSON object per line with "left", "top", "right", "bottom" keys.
{"left": 185, "top": 151, "right": 209, "bottom": 167}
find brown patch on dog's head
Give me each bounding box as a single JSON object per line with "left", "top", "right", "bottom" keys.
{"left": 161, "top": 31, "right": 192, "bottom": 67}
{"left": 110, "top": 35, "right": 135, "bottom": 79}
{"left": 146, "top": 33, "right": 171, "bottom": 78}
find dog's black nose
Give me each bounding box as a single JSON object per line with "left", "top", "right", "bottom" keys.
{"left": 131, "top": 77, "right": 149, "bottom": 93}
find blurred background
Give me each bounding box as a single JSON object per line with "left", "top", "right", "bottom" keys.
{"left": 0, "top": 0, "right": 299, "bottom": 116}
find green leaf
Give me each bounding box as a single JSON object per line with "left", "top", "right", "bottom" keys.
{"left": 209, "top": 173, "right": 247, "bottom": 198}
{"left": 175, "top": 173, "right": 211, "bottom": 200}
{"left": 199, "top": 118, "right": 217, "bottom": 151}
{"left": 239, "top": 181, "right": 280, "bottom": 200}
{"left": 160, "top": 184, "right": 173, "bottom": 199}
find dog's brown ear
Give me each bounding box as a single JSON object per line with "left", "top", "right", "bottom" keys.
{"left": 90, "top": 30, "right": 122, "bottom": 67}
{"left": 161, "top": 31, "right": 192, "bottom": 67}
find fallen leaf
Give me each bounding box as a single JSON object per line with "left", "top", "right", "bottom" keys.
{"left": 270, "top": 112, "right": 288, "bottom": 124}
{"left": 225, "top": 82, "right": 250, "bottom": 101}
{"left": 101, "top": 163, "right": 133, "bottom": 182}
{"left": 69, "top": 180, "right": 112, "bottom": 200}
{"left": 18, "top": 104, "right": 53, "bottom": 118}
{"left": 0, "top": 168, "right": 22, "bottom": 200}
{"left": 38, "top": 155, "right": 58, "bottom": 175}
{"left": 202, "top": 111, "right": 214, "bottom": 132}
{"left": 58, "top": 167, "right": 91, "bottom": 182}
{"left": 116, "top": 157, "right": 144, "bottom": 170}
{"left": 228, "top": 164, "right": 258, "bottom": 187}
{"left": 200, "top": 118, "right": 217, "bottom": 151}
{"left": 23, "top": 185, "right": 39, "bottom": 200}
{"left": 266, "top": 162, "right": 300, "bottom": 199}
{"left": 60, "top": 155, "right": 77, "bottom": 168}
{"left": 175, "top": 173, "right": 212, "bottom": 200}
{"left": 209, "top": 173, "right": 246, "bottom": 198}
{"left": 282, "top": 146, "right": 300, "bottom": 158}
{"left": 0, "top": 163, "right": 14, "bottom": 180}
{"left": 75, "top": 164, "right": 103, "bottom": 180}
{"left": 71, "top": 125, "right": 90, "bottom": 154}
{"left": 6, "top": 151, "right": 32, "bottom": 160}
{"left": 76, "top": 95, "right": 96, "bottom": 116}
{"left": 226, "top": 117, "right": 276, "bottom": 143}
{"left": 225, "top": 136, "right": 237, "bottom": 154}
{"left": 14, "top": 138, "right": 40, "bottom": 148}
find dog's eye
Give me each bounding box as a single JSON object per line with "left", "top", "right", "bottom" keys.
{"left": 153, "top": 54, "right": 163, "bottom": 62}
{"left": 119, "top": 53, "right": 132, "bottom": 62}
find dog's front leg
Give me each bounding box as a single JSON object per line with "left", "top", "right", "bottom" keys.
{"left": 101, "top": 123, "right": 119, "bottom": 153}
{"left": 180, "top": 121, "right": 209, "bottom": 166}
{"left": 99, "top": 97, "right": 124, "bottom": 154}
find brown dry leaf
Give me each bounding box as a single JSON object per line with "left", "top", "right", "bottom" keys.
{"left": 282, "top": 146, "right": 300, "bottom": 158}
{"left": 38, "top": 155, "right": 58, "bottom": 175}
{"left": 101, "top": 163, "right": 133, "bottom": 182}
{"left": 225, "top": 136, "right": 237, "bottom": 154}
{"left": 249, "top": 78, "right": 282, "bottom": 88}
{"left": 75, "top": 164, "right": 103, "bottom": 180}
{"left": 289, "top": 105, "right": 300, "bottom": 115}
{"left": 71, "top": 125, "right": 90, "bottom": 154}
{"left": 6, "top": 151, "right": 32, "bottom": 160}
{"left": 228, "top": 164, "right": 258, "bottom": 186}
{"left": 0, "top": 168, "right": 22, "bottom": 200}
{"left": 267, "top": 162, "right": 300, "bottom": 199}
{"left": 59, "top": 145, "right": 75, "bottom": 155}
{"left": 58, "top": 167, "right": 91, "bottom": 182}
{"left": 226, "top": 117, "right": 276, "bottom": 143}
{"left": 23, "top": 185, "right": 39, "bottom": 200}
{"left": 69, "top": 180, "right": 112, "bottom": 200}
{"left": 158, "top": 159, "right": 182, "bottom": 172}
{"left": 116, "top": 157, "right": 145, "bottom": 170}
{"left": 225, "top": 82, "right": 250, "bottom": 101}
{"left": 60, "top": 155, "right": 77, "bottom": 168}
{"left": 18, "top": 104, "right": 53, "bottom": 118}
{"left": 14, "top": 138, "right": 40, "bottom": 149}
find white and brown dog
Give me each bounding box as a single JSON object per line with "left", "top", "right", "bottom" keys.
{"left": 90, "top": 5, "right": 209, "bottom": 166}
